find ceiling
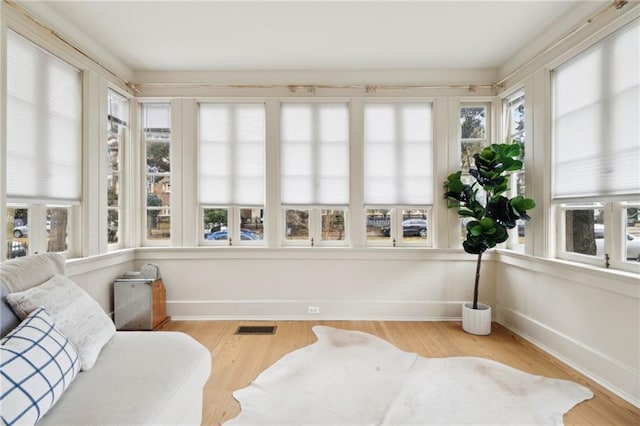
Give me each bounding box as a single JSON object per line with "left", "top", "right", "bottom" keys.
{"left": 20, "top": 1, "right": 608, "bottom": 73}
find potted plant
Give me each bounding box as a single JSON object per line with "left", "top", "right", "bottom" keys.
{"left": 444, "top": 143, "right": 535, "bottom": 335}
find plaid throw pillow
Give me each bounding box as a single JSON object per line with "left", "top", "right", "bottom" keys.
{"left": 0, "top": 307, "right": 81, "bottom": 425}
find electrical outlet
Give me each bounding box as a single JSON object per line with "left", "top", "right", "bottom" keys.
{"left": 308, "top": 306, "right": 320, "bottom": 314}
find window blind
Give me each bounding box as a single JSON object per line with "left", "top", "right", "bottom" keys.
{"left": 553, "top": 19, "right": 639, "bottom": 201}
{"left": 364, "top": 103, "right": 433, "bottom": 205}
{"left": 281, "top": 103, "right": 349, "bottom": 205}
{"left": 143, "top": 103, "right": 171, "bottom": 131}
{"left": 6, "top": 31, "right": 82, "bottom": 204}
{"left": 108, "top": 89, "right": 128, "bottom": 125}
{"left": 199, "top": 103, "right": 265, "bottom": 206}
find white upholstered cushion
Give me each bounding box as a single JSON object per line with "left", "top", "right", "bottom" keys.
{"left": 37, "top": 331, "right": 212, "bottom": 426}
{"left": 7, "top": 275, "right": 115, "bottom": 371}
{"left": 0, "top": 308, "right": 81, "bottom": 425}
{"left": 0, "top": 253, "right": 65, "bottom": 294}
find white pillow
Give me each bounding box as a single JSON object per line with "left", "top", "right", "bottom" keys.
{"left": 0, "top": 307, "right": 81, "bottom": 425}
{"left": 7, "top": 274, "right": 116, "bottom": 370}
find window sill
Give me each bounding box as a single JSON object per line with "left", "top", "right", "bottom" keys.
{"left": 495, "top": 249, "right": 639, "bottom": 298}
{"left": 134, "top": 246, "right": 492, "bottom": 262}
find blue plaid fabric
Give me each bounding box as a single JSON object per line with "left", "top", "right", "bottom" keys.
{"left": 1, "top": 307, "right": 80, "bottom": 425}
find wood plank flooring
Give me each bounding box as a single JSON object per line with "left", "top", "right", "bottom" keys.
{"left": 159, "top": 320, "right": 640, "bottom": 425}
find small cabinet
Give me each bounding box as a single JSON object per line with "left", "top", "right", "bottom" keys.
{"left": 114, "top": 278, "right": 168, "bottom": 330}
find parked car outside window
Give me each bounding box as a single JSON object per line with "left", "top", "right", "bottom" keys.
{"left": 205, "top": 229, "right": 263, "bottom": 241}
{"left": 13, "top": 225, "right": 28, "bottom": 238}
{"left": 381, "top": 219, "right": 427, "bottom": 238}
{"left": 594, "top": 224, "right": 640, "bottom": 261}
{"left": 8, "top": 241, "right": 26, "bottom": 258}
{"left": 12, "top": 221, "right": 51, "bottom": 238}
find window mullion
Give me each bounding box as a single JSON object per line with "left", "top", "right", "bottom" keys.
{"left": 311, "top": 208, "right": 320, "bottom": 247}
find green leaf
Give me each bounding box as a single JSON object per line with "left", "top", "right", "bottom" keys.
{"left": 479, "top": 217, "right": 493, "bottom": 229}
{"left": 505, "top": 159, "right": 523, "bottom": 171}
{"left": 510, "top": 196, "right": 536, "bottom": 214}
{"left": 462, "top": 241, "right": 481, "bottom": 254}
{"left": 504, "top": 143, "right": 520, "bottom": 157}
{"left": 480, "top": 147, "right": 495, "bottom": 161}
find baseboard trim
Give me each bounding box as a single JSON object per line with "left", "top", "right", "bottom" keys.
{"left": 170, "top": 315, "right": 462, "bottom": 321}
{"left": 166, "top": 300, "right": 481, "bottom": 322}
{"left": 497, "top": 305, "right": 640, "bottom": 408}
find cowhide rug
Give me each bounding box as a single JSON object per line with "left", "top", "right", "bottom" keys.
{"left": 226, "top": 326, "right": 593, "bottom": 425}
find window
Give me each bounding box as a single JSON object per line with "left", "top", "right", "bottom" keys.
{"left": 142, "top": 103, "right": 172, "bottom": 243}
{"left": 503, "top": 91, "right": 526, "bottom": 251}
{"left": 363, "top": 102, "right": 433, "bottom": 246}
{"left": 460, "top": 105, "right": 488, "bottom": 174}
{"left": 107, "top": 90, "right": 128, "bottom": 247}
{"left": 559, "top": 203, "right": 605, "bottom": 266}
{"left": 5, "top": 207, "right": 28, "bottom": 260}
{"left": 553, "top": 19, "right": 639, "bottom": 271}
{"left": 623, "top": 203, "right": 640, "bottom": 263}
{"left": 281, "top": 102, "right": 349, "bottom": 246}
{"left": 5, "top": 31, "right": 81, "bottom": 257}
{"left": 457, "top": 105, "right": 490, "bottom": 244}
{"left": 46, "top": 207, "right": 69, "bottom": 253}
{"left": 199, "top": 103, "right": 265, "bottom": 245}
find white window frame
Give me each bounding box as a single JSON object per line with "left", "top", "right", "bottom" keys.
{"left": 280, "top": 99, "right": 350, "bottom": 247}
{"left": 616, "top": 201, "right": 640, "bottom": 270}
{"left": 362, "top": 99, "right": 434, "bottom": 248}
{"left": 197, "top": 101, "right": 266, "bottom": 247}
{"left": 282, "top": 207, "right": 312, "bottom": 247}
{"left": 6, "top": 203, "right": 76, "bottom": 257}
{"left": 4, "top": 29, "right": 83, "bottom": 259}
{"left": 107, "top": 89, "right": 129, "bottom": 251}
{"left": 141, "top": 102, "right": 172, "bottom": 246}
{"left": 502, "top": 89, "right": 526, "bottom": 252}
{"left": 556, "top": 202, "right": 639, "bottom": 273}
{"left": 282, "top": 207, "right": 349, "bottom": 247}
{"left": 459, "top": 103, "right": 491, "bottom": 173}
{"left": 318, "top": 207, "right": 349, "bottom": 247}
{"left": 550, "top": 18, "right": 639, "bottom": 273}
{"left": 365, "top": 207, "right": 394, "bottom": 247}
{"left": 365, "top": 206, "right": 431, "bottom": 248}
{"left": 457, "top": 102, "right": 491, "bottom": 248}
{"left": 556, "top": 203, "right": 606, "bottom": 268}
{"left": 201, "top": 206, "right": 265, "bottom": 246}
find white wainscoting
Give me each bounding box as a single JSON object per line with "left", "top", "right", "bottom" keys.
{"left": 66, "top": 249, "right": 136, "bottom": 315}
{"left": 495, "top": 251, "right": 640, "bottom": 408}
{"left": 60, "top": 247, "right": 639, "bottom": 407}
{"left": 133, "top": 248, "right": 496, "bottom": 321}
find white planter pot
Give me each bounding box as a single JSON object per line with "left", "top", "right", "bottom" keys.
{"left": 462, "top": 302, "right": 492, "bottom": 335}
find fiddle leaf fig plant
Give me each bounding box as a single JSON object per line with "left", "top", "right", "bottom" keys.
{"left": 444, "top": 143, "right": 535, "bottom": 310}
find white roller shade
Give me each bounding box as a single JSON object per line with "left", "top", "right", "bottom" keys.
{"left": 199, "top": 103, "right": 265, "bottom": 206}
{"left": 281, "top": 103, "right": 349, "bottom": 205}
{"left": 6, "top": 31, "right": 82, "bottom": 204}
{"left": 143, "top": 103, "right": 170, "bottom": 130}
{"left": 108, "top": 89, "right": 128, "bottom": 125}
{"left": 364, "top": 103, "right": 433, "bottom": 205}
{"left": 553, "top": 19, "right": 639, "bottom": 201}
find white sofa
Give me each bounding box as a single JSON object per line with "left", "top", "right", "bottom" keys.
{"left": 0, "top": 253, "right": 211, "bottom": 425}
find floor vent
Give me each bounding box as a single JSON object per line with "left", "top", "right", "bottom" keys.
{"left": 235, "top": 325, "right": 277, "bottom": 335}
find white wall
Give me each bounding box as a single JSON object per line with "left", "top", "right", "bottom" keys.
{"left": 134, "top": 248, "right": 496, "bottom": 320}
{"left": 59, "top": 246, "right": 639, "bottom": 409}
{"left": 66, "top": 244, "right": 639, "bottom": 409}
{"left": 496, "top": 251, "right": 640, "bottom": 407}
{"left": 65, "top": 250, "right": 135, "bottom": 315}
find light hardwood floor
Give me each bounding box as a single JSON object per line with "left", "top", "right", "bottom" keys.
{"left": 159, "top": 320, "right": 640, "bottom": 425}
